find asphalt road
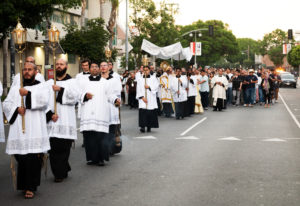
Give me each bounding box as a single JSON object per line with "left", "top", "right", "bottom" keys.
{"left": 0, "top": 86, "right": 300, "bottom": 206}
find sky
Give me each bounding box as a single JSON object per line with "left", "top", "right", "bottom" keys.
{"left": 119, "top": 0, "right": 300, "bottom": 40}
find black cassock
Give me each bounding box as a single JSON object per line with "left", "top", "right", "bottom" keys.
{"left": 139, "top": 109, "right": 159, "bottom": 128}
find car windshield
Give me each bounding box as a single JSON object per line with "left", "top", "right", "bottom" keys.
{"left": 282, "top": 75, "right": 295, "bottom": 80}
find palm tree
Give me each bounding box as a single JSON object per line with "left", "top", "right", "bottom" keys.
{"left": 81, "top": 0, "right": 87, "bottom": 28}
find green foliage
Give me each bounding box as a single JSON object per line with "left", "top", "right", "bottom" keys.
{"left": 258, "top": 29, "right": 286, "bottom": 55}
{"left": 288, "top": 45, "right": 300, "bottom": 67}
{"left": 120, "top": 55, "right": 136, "bottom": 70}
{"left": 268, "top": 46, "right": 285, "bottom": 67}
{"left": 129, "top": 0, "right": 179, "bottom": 66}
{"left": 60, "top": 18, "right": 110, "bottom": 63}
{"left": 226, "top": 38, "right": 260, "bottom": 67}
{"left": 0, "top": 0, "right": 81, "bottom": 41}
{"left": 178, "top": 20, "right": 239, "bottom": 67}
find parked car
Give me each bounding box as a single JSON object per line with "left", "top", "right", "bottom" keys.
{"left": 280, "top": 74, "right": 297, "bottom": 88}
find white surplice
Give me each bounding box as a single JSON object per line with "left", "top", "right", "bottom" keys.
{"left": 46, "top": 76, "right": 81, "bottom": 140}
{"left": 211, "top": 75, "right": 228, "bottom": 101}
{"left": 75, "top": 72, "right": 90, "bottom": 119}
{"left": 136, "top": 75, "right": 159, "bottom": 110}
{"left": 80, "top": 76, "right": 117, "bottom": 133}
{"left": 170, "top": 75, "right": 188, "bottom": 102}
{"left": 188, "top": 75, "right": 198, "bottom": 97}
{"left": 108, "top": 72, "right": 122, "bottom": 125}
{"left": 3, "top": 82, "right": 50, "bottom": 155}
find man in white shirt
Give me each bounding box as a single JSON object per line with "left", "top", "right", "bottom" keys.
{"left": 211, "top": 68, "right": 228, "bottom": 111}
{"left": 198, "top": 69, "right": 209, "bottom": 110}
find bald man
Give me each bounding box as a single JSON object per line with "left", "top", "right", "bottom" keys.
{"left": 12, "top": 56, "right": 45, "bottom": 87}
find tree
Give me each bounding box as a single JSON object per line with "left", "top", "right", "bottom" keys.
{"left": 227, "top": 38, "right": 260, "bottom": 68}
{"left": 179, "top": 20, "right": 239, "bottom": 66}
{"left": 107, "top": 0, "right": 119, "bottom": 49}
{"left": 267, "top": 45, "right": 285, "bottom": 67}
{"left": 288, "top": 45, "right": 300, "bottom": 67}
{"left": 60, "top": 18, "right": 111, "bottom": 63}
{"left": 258, "top": 29, "right": 286, "bottom": 55}
{"left": 0, "top": 0, "right": 81, "bottom": 41}
{"left": 129, "top": 0, "right": 179, "bottom": 66}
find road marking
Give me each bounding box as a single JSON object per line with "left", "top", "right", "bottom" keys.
{"left": 135, "top": 136, "right": 157, "bottom": 140}
{"left": 263, "top": 138, "right": 286, "bottom": 142}
{"left": 218, "top": 137, "right": 241, "bottom": 141}
{"left": 176, "top": 136, "right": 199, "bottom": 140}
{"left": 180, "top": 117, "right": 207, "bottom": 136}
{"left": 279, "top": 93, "right": 300, "bottom": 129}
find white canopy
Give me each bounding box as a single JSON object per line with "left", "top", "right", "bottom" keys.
{"left": 141, "top": 39, "right": 192, "bottom": 61}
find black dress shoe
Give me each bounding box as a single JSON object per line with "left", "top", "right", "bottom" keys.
{"left": 98, "top": 161, "right": 105, "bottom": 166}
{"left": 54, "top": 178, "right": 64, "bottom": 183}
{"left": 147, "top": 127, "right": 151, "bottom": 132}
{"left": 140, "top": 128, "right": 145, "bottom": 133}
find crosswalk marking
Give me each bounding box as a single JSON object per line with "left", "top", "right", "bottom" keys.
{"left": 135, "top": 136, "right": 157, "bottom": 140}
{"left": 262, "top": 138, "right": 286, "bottom": 142}
{"left": 218, "top": 137, "right": 241, "bottom": 141}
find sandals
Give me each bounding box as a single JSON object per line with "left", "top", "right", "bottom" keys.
{"left": 24, "top": 190, "right": 34, "bottom": 199}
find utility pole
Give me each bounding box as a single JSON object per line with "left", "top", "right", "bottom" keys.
{"left": 125, "top": 0, "right": 129, "bottom": 70}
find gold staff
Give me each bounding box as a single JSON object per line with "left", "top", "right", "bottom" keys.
{"left": 48, "top": 24, "right": 60, "bottom": 115}
{"left": 11, "top": 20, "right": 27, "bottom": 133}
{"left": 142, "top": 55, "right": 149, "bottom": 109}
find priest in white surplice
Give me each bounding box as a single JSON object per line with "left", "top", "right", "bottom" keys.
{"left": 136, "top": 66, "right": 159, "bottom": 133}
{"left": 211, "top": 68, "right": 228, "bottom": 111}
{"left": 102, "top": 61, "right": 122, "bottom": 155}
{"left": 3, "top": 62, "right": 50, "bottom": 198}
{"left": 0, "top": 81, "right": 5, "bottom": 142}
{"left": 80, "top": 62, "right": 120, "bottom": 166}
{"left": 170, "top": 68, "right": 188, "bottom": 120}
{"left": 187, "top": 69, "right": 198, "bottom": 116}
{"left": 159, "top": 67, "right": 173, "bottom": 118}
{"left": 46, "top": 58, "right": 80, "bottom": 183}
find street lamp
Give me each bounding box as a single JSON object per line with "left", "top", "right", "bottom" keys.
{"left": 105, "top": 47, "right": 112, "bottom": 61}
{"left": 189, "top": 32, "right": 202, "bottom": 68}
{"left": 48, "top": 24, "right": 60, "bottom": 115}
{"left": 11, "top": 20, "right": 27, "bottom": 133}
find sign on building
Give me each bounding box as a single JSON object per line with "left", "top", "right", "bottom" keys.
{"left": 283, "top": 44, "right": 292, "bottom": 54}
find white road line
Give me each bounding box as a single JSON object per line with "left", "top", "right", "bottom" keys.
{"left": 279, "top": 93, "right": 300, "bottom": 129}
{"left": 176, "top": 136, "right": 200, "bottom": 140}
{"left": 180, "top": 117, "right": 207, "bottom": 136}
{"left": 135, "top": 136, "right": 157, "bottom": 140}
{"left": 218, "top": 137, "right": 241, "bottom": 141}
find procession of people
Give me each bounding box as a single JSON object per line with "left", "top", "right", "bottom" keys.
{"left": 0, "top": 55, "right": 283, "bottom": 199}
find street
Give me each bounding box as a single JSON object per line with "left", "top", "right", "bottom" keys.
{"left": 0, "top": 87, "right": 300, "bottom": 206}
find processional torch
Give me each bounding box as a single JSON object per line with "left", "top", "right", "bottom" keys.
{"left": 12, "top": 20, "right": 27, "bottom": 133}
{"left": 142, "top": 55, "right": 149, "bottom": 109}
{"left": 48, "top": 24, "right": 60, "bottom": 115}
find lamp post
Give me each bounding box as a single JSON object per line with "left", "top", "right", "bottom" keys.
{"left": 48, "top": 24, "right": 60, "bottom": 115}
{"left": 189, "top": 32, "right": 202, "bottom": 68}
{"left": 105, "top": 47, "right": 112, "bottom": 61}
{"left": 11, "top": 20, "right": 27, "bottom": 133}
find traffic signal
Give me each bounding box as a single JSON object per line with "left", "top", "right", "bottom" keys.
{"left": 209, "top": 25, "right": 214, "bottom": 37}
{"left": 288, "top": 29, "right": 293, "bottom": 40}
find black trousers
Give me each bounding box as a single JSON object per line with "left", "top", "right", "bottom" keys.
{"left": 200, "top": 91, "right": 209, "bottom": 108}
{"left": 183, "top": 101, "right": 189, "bottom": 117}
{"left": 83, "top": 131, "right": 110, "bottom": 163}
{"left": 128, "top": 92, "right": 137, "bottom": 108}
{"left": 139, "top": 109, "right": 159, "bottom": 128}
{"left": 108, "top": 124, "right": 117, "bottom": 156}
{"left": 162, "top": 103, "right": 173, "bottom": 117}
{"left": 49, "top": 138, "right": 73, "bottom": 179}
{"left": 175, "top": 102, "right": 185, "bottom": 119}
{"left": 15, "top": 153, "right": 44, "bottom": 191}
{"left": 187, "top": 96, "right": 196, "bottom": 115}
{"left": 156, "top": 98, "right": 162, "bottom": 116}
{"left": 214, "top": 98, "right": 224, "bottom": 111}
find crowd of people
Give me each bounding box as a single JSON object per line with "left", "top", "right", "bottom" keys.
{"left": 0, "top": 56, "right": 283, "bottom": 199}
{"left": 119, "top": 65, "right": 282, "bottom": 132}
